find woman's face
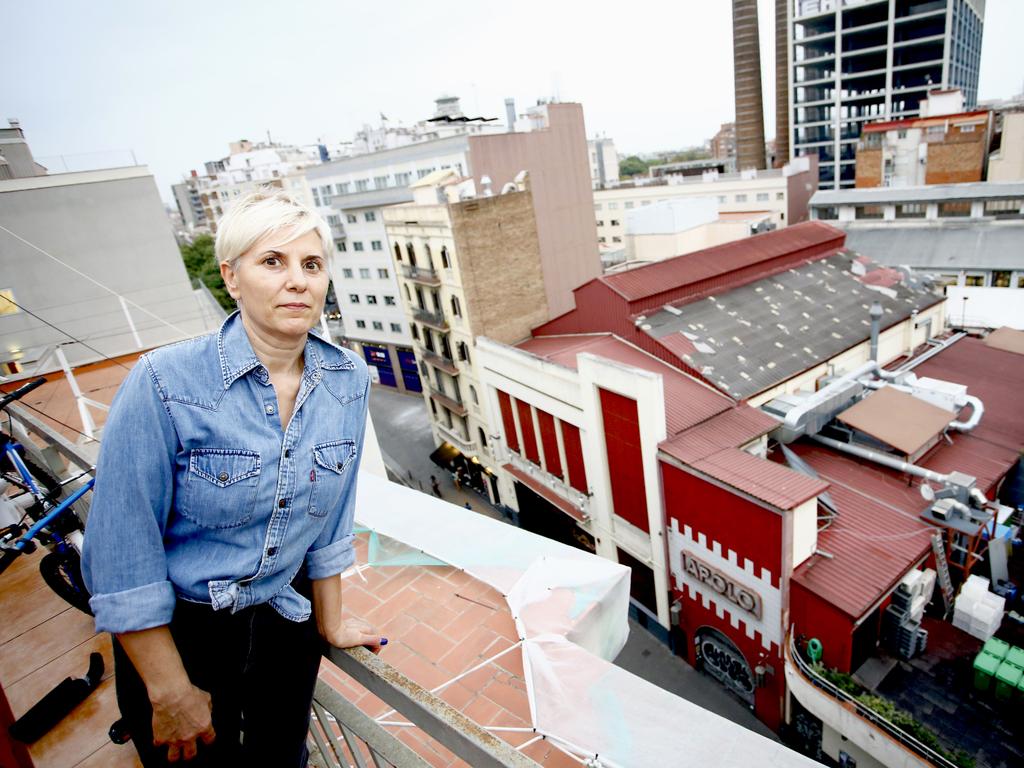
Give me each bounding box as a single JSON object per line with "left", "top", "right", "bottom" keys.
{"left": 220, "top": 229, "right": 329, "bottom": 342}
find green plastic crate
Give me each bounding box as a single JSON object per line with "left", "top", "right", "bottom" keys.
{"left": 995, "top": 661, "right": 1023, "bottom": 701}
{"left": 1005, "top": 646, "right": 1024, "bottom": 669}
{"left": 974, "top": 651, "right": 1001, "bottom": 691}
{"left": 983, "top": 637, "right": 1010, "bottom": 661}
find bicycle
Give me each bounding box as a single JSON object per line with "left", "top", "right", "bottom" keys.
{"left": 0, "top": 377, "right": 94, "bottom": 613}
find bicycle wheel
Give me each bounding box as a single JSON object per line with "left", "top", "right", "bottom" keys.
{"left": 40, "top": 549, "right": 93, "bottom": 614}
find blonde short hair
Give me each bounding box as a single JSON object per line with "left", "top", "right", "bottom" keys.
{"left": 215, "top": 189, "right": 332, "bottom": 266}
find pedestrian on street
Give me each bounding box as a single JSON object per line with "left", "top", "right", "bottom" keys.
{"left": 430, "top": 475, "right": 442, "bottom": 498}
{"left": 463, "top": 502, "right": 472, "bottom": 511}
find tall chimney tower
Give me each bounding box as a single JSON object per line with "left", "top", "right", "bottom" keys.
{"left": 775, "top": 0, "right": 791, "bottom": 166}
{"left": 732, "top": 0, "right": 767, "bottom": 171}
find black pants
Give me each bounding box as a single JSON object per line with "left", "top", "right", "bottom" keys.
{"left": 113, "top": 576, "right": 325, "bottom": 767}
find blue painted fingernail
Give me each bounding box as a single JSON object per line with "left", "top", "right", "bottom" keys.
{"left": 381, "top": 637, "right": 389, "bottom": 646}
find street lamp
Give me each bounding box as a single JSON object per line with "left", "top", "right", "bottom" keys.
{"left": 961, "top": 295, "right": 969, "bottom": 329}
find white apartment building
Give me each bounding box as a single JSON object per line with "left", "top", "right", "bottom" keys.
{"left": 594, "top": 156, "right": 818, "bottom": 255}
{"left": 588, "top": 136, "right": 619, "bottom": 189}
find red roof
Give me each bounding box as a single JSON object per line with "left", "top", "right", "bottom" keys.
{"left": 660, "top": 406, "right": 780, "bottom": 464}
{"left": 517, "top": 334, "right": 733, "bottom": 434}
{"left": 690, "top": 448, "right": 829, "bottom": 512}
{"left": 861, "top": 109, "right": 990, "bottom": 133}
{"left": 597, "top": 221, "right": 845, "bottom": 303}
{"left": 787, "top": 444, "right": 935, "bottom": 620}
{"left": 912, "top": 336, "right": 1024, "bottom": 495}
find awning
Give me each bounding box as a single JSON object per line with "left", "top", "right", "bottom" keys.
{"left": 429, "top": 442, "right": 461, "bottom": 469}
{"left": 503, "top": 463, "right": 586, "bottom": 523}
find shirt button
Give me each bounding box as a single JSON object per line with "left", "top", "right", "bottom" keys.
{"left": 265, "top": 404, "right": 276, "bottom": 415}
{"left": 278, "top": 498, "right": 287, "bottom": 508}
{"left": 284, "top": 449, "right": 292, "bottom": 458}
{"left": 267, "top": 546, "right": 278, "bottom": 556}
{"left": 217, "top": 472, "right": 229, "bottom": 482}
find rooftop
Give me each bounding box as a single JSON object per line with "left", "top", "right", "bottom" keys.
{"left": 811, "top": 181, "right": 1024, "bottom": 206}
{"left": 840, "top": 221, "right": 1024, "bottom": 272}
{"left": 642, "top": 250, "right": 941, "bottom": 400}
{"left": 836, "top": 385, "right": 953, "bottom": 456}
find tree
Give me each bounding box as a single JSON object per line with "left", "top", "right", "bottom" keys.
{"left": 618, "top": 156, "right": 651, "bottom": 178}
{"left": 179, "top": 235, "right": 234, "bottom": 312}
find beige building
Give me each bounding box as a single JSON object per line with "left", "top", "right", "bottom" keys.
{"left": 594, "top": 156, "right": 818, "bottom": 256}
{"left": 988, "top": 111, "right": 1024, "bottom": 182}
{"left": 384, "top": 171, "right": 555, "bottom": 505}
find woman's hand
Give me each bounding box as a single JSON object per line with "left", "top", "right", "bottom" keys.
{"left": 324, "top": 616, "right": 385, "bottom": 654}
{"left": 150, "top": 681, "right": 215, "bottom": 761}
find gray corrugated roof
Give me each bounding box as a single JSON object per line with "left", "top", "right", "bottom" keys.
{"left": 811, "top": 181, "right": 1024, "bottom": 206}
{"left": 642, "top": 252, "right": 941, "bottom": 400}
{"left": 841, "top": 222, "right": 1024, "bottom": 270}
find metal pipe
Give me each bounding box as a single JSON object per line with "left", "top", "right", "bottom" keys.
{"left": 782, "top": 360, "right": 896, "bottom": 434}
{"left": 949, "top": 395, "right": 984, "bottom": 432}
{"left": 869, "top": 301, "right": 882, "bottom": 362}
{"left": 810, "top": 434, "right": 952, "bottom": 485}
{"left": 895, "top": 332, "right": 966, "bottom": 373}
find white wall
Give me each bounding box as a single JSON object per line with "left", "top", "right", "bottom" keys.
{"left": 945, "top": 285, "right": 1024, "bottom": 330}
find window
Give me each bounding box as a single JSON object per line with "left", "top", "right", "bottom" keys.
{"left": 373, "top": 176, "right": 388, "bottom": 189}
{"left": 624, "top": 201, "right": 634, "bottom": 209}
{"left": 598, "top": 236, "right": 607, "bottom": 243}
{"left": 457, "top": 341, "right": 470, "bottom": 362}
{"left": 717, "top": 195, "right": 727, "bottom": 203}
{"left": 641, "top": 200, "right": 651, "bottom": 206}
{"left": 416, "top": 168, "right": 434, "bottom": 179}
{"left": 394, "top": 243, "right": 402, "bottom": 262}
{"left": 612, "top": 236, "right": 622, "bottom": 243}
{"left": 440, "top": 246, "right": 451, "bottom": 269}
{"left": 896, "top": 203, "right": 926, "bottom": 219}
{"left": 335, "top": 182, "right": 350, "bottom": 195}
{"left": 964, "top": 274, "right": 985, "bottom": 286}
{"left": 411, "top": 324, "right": 419, "bottom": 340}
{"left": 353, "top": 241, "right": 365, "bottom": 251}
{"left": 735, "top": 194, "right": 748, "bottom": 203}
{"left": 897, "top": 129, "right": 908, "bottom": 139}
{"left": 378, "top": 268, "right": 389, "bottom": 279}
{"left": 384, "top": 295, "right": 396, "bottom": 305}
{"left": 346, "top": 214, "right": 357, "bottom": 224}
{"left": 756, "top": 193, "right": 769, "bottom": 202}
{"left": 594, "top": 203, "right": 603, "bottom": 211}
{"left": 478, "top": 427, "right": 487, "bottom": 447}
{"left": 992, "top": 271, "right": 1011, "bottom": 288}
{"left": 336, "top": 241, "right": 346, "bottom": 252}
{"left": 312, "top": 190, "right": 321, "bottom": 206}
{"left": 390, "top": 322, "right": 402, "bottom": 332}
{"left": 1019, "top": 276, "right": 1024, "bottom": 288}
{"left": 349, "top": 294, "right": 360, "bottom": 303}
{"left": 469, "top": 384, "right": 478, "bottom": 404}
{"left": 610, "top": 219, "right": 620, "bottom": 226}
{"left": 319, "top": 185, "right": 332, "bottom": 201}
{"left": 451, "top": 296, "right": 462, "bottom": 317}
{"left": 365, "top": 211, "right": 377, "bottom": 222}
{"left": 959, "top": 123, "right": 976, "bottom": 133}
{"left": 776, "top": 192, "right": 785, "bottom": 200}
{"left": 596, "top": 220, "right": 604, "bottom": 226}
{"left": 608, "top": 202, "right": 618, "bottom": 210}
{"left": 367, "top": 295, "right": 378, "bottom": 304}
{"left": 404, "top": 285, "right": 411, "bottom": 301}
{"left": 855, "top": 205, "right": 884, "bottom": 220}
{"left": 395, "top": 172, "right": 412, "bottom": 186}
{"left": 371, "top": 240, "right": 383, "bottom": 251}
{"left": 342, "top": 268, "right": 353, "bottom": 278}
{"left": 327, "top": 214, "right": 341, "bottom": 226}
{"left": 355, "top": 320, "right": 366, "bottom": 329}
{"left": 938, "top": 201, "right": 971, "bottom": 217}
{"left": 372, "top": 321, "right": 384, "bottom": 330}
{"left": 359, "top": 268, "right": 371, "bottom": 279}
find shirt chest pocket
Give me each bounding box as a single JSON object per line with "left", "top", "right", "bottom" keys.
{"left": 307, "top": 440, "right": 357, "bottom": 518}
{"left": 180, "top": 449, "right": 262, "bottom": 529}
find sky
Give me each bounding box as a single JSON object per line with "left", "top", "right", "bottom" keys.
{"left": 3, "top": 0, "right": 1022, "bottom": 203}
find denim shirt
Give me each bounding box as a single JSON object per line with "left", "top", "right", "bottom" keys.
{"left": 82, "top": 312, "right": 369, "bottom": 634}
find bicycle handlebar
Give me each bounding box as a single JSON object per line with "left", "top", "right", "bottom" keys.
{"left": 0, "top": 378, "right": 47, "bottom": 411}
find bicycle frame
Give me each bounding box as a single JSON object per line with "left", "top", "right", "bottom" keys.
{"left": 1, "top": 438, "right": 47, "bottom": 498}
{"left": 5, "top": 479, "right": 94, "bottom": 554}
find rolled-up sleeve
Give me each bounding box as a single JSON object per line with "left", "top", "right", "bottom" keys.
{"left": 305, "top": 377, "right": 369, "bottom": 580}
{"left": 82, "top": 357, "right": 179, "bottom": 633}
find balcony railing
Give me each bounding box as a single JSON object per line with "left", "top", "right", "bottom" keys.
{"left": 401, "top": 264, "right": 441, "bottom": 286}
{"left": 412, "top": 307, "right": 448, "bottom": 331}
{"left": 420, "top": 347, "right": 459, "bottom": 376}
{"left": 311, "top": 646, "right": 539, "bottom": 768}
{"left": 785, "top": 633, "right": 958, "bottom": 768}
{"left": 428, "top": 386, "right": 467, "bottom": 417}
{"left": 435, "top": 420, "right": 475, "bottom": 452}
{"left": 329, "top": 222, "right": 346, "bottom": 240}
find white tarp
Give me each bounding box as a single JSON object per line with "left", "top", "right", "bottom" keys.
{"left": 355, "top": 473, "right": 817, "bottom": 767}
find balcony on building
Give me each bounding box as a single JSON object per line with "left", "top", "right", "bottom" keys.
{"left": 401, "top": 262, "right": 441, "bottom": 287}
{"left": 420, "top": 345, "right": 459, "bottom": 376}
{"left": 328, "top": 221, "right": 345, "bottom": 241}
{"left": 413, "top": 306, "right": 448, "bottom": 331}
{"left": 428, "top": 384, "right": 467, "bottom": 417}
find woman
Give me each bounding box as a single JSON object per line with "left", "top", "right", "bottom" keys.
{"left": 82, "top": 190, "right": 382, "bottom": 766}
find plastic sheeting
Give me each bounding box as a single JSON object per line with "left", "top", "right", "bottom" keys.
{"left": 355, "top": 473, "right": 817, "bottom": 767}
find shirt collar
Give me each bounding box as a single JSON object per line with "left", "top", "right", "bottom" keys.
{"left": 217, "top": 311, "right": 355, "bottom": 390}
